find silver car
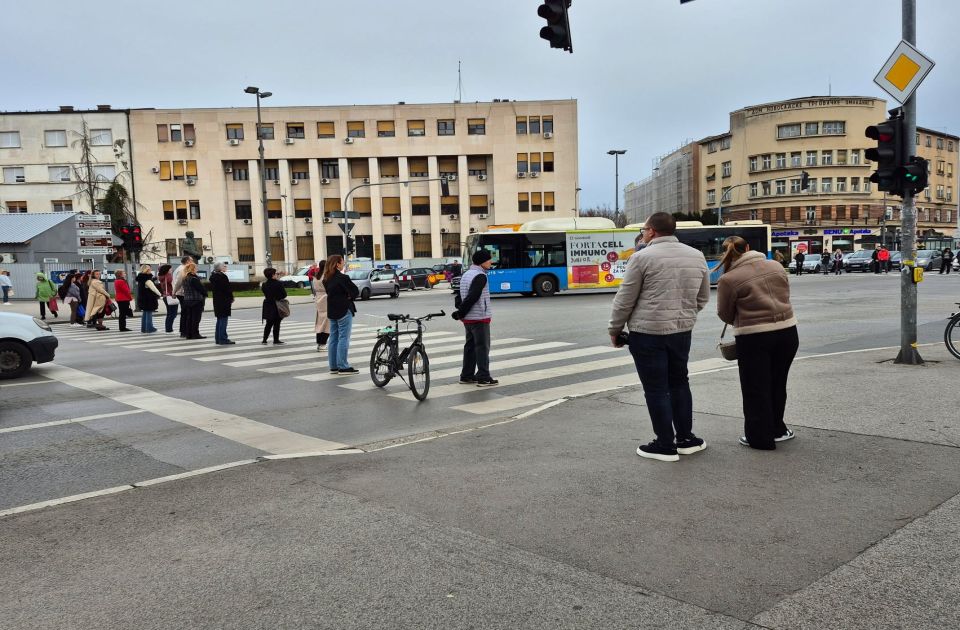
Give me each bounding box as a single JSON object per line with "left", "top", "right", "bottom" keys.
{"left": 347, "top": 269, "right": 400, "bottom": 300}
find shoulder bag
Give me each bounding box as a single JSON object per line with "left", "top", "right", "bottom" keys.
{"left": 276, "top": 299, "right": 291, "bottom": 319}
{"left": 717, "top": 324, "right": 737, "bottom": 361}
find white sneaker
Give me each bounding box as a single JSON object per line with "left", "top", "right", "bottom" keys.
{"left": 317, "top": 345, "right": 327, "bottom": 353}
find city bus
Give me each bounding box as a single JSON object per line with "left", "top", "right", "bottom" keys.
{"left": 461, "top": 218, "right": 772, "bottom": 296}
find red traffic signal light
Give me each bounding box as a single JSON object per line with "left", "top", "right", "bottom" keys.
{"left": 538, "top": 0, "right": 573, "bottom": 53}
{"left": 865, "top": 111, "right": 904, "bottom": 194}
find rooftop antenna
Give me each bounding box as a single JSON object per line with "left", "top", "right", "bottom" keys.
{"left": 828, "top": 75, "right": 832, "bottom": 97}
{"left": 455, "top": 60, "right": 463, "bottom": 103}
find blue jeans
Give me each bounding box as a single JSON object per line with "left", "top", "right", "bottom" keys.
{"left": 164, "top": 301, "right": 178, "bottom": 333}
{"left": 1, "top": 286, "right": 9, "bottom": 303}
{"left": 215, "top": 316, "right": 229, "bottom": 344}
{"left": 328, "top": 312, "right": 354, "bottom": 370}
{"left": 141, "top": 310, "right": 157, "bottom": 333}
{"left": 627, "top": 331, "right": 694, "bottom": 445}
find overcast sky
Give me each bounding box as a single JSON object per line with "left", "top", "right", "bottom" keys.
{"left": 4, "top": 0, "right": 958, "bottom": 210}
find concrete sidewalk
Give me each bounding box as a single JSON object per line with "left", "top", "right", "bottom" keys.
{"left": 1, "top": 344, "right": 957, "bottom": 629}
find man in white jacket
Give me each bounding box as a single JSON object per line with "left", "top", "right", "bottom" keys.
{"left": 608, "top": 212, "right": 710, "bottom": 462}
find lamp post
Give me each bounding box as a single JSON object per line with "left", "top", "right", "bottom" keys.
{"left": 244, "top": 86, "right": 272, "bottom": 272}
{"left": 607, "top": 150, "right": 626, "bottom": 216}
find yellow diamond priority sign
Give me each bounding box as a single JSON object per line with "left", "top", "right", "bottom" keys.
{"left": 874, "top": 40, "right": 935, "bottom": 104}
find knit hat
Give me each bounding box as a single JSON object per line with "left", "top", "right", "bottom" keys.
{"left": 472, "top": 249, "right": 492, "bottom": 265}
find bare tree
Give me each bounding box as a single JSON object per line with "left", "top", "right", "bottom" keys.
{"left": 580, "top": 204, "right": 629, "bottom": 228}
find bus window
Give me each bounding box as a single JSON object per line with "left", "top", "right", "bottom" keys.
{"left": 523, "top": 233, "right": 566, "bottom": 268}
{"left": 477, "top": 234, "right": 523, "bottom": 269}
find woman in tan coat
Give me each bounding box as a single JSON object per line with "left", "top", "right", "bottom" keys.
{"left": 84, "top": 269, "right": 112, "bottom": 331}
{"left": 313, "top": 261, "right": 330, "bottom": 352}
{"left": 716, "top": 236, "right": 799, "bottom": 450}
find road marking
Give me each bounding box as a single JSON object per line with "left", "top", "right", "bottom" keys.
{"left": 0, "top": 409, "right": 147, "bottom": 434}
{"left": 0, "top": 379, "right": 54, "bottom": 388}
{"left": 0, "top": 485, "right": 132, "bottom": 519}
{"left": 38, "top": 363, "right": 347, "bottom": 454}
{"left": 193, "top": 328, "right": 412, "bottom": 362}
{"left": 226, "top": 332, "right": 458, "bottom": 368}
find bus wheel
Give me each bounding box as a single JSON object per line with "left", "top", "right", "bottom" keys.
{"left": 533, "top": 275, "right": 557, "bottom": 297}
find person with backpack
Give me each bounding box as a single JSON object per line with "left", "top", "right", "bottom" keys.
{"left": 34, "top": 273, "right": 58, "bottom": 320}
{"left": 452, "top": 249, "right": 498, "bottom": 387}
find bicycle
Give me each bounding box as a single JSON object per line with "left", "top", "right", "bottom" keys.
{"left": 946, "top": 303, "right": 960, "bottom": 360}
{"left": 370, "top": 310, "right": 446, "bottom": 401}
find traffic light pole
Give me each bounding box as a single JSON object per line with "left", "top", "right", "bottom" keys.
{"left": 896, "top": 0, "right": 923, "bottom": 365}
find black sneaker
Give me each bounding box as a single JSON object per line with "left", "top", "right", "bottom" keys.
{"left": 676, "top": 436, "right": 706, "bottom": 455}
{"left": 775, "top": 429, "right": 795, "bottom": 442}
{"left": 459, "top": 377, "right": 477, "bottom": 385}
{"left": 338, "top": 367, "right": 360, "bottom": 375}
{"left": 328, "top": 369, "right": 339, "bottom": 374}
{"left": 636, "top": 440, "right": 679, "bottom": 462}
{"left": 476, "top": 378, "right": 499, "bottom": 387}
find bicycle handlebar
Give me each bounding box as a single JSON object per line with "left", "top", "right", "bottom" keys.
{"left": 388, "top": 310, "right": 446, "bottom": 323}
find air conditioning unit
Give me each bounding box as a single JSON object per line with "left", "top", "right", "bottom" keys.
{"left": 151, "top": 166, "right": 160, "bottom": 174}
{"left": 229, "top": 139, "right": 240, "bottom": 146}
{"left": 304, "top": 217, "right": 312, "bottom": 223}
{"left": 15, "top": 176, "right": 25, "bottom": 183}
{"left": 0, "top": 253, "right": 16, "bottom": 264}
{"left": 517, "top": 172, "right": 526, "bottom": 178}
{"left": 323, "top": 217, "right": 332, "bottom": 224}
{"left": 205, "top": 256, "right": 215, "bottom": 263}
{"left": 61, "top": 177, "right": 71, "bottom": 182}
{"left": 446, "top": 174, "right": 457, "bottom": 182}
{"left": 186, "top": 177, "right": 197, "bottom": 185}
{"left": 242, "top": 219, "right": 252, "bottom": 225}
{"left": 392, "top": 216, "right": 401, "bottom": 222}
{"left": 440, "top": 228, "right": 448, "bottom": 234}
{"left": 320, "top": 178, "right": 331, "bottom": 185}
{"left": 543, "top": 132, "right": 553, "bottom": 139}
{"left": 447, "top": 214, "right": 459, "bottom": 221}
{"left": 284, "top": 138, "right": 295, "bottom": 145}
{"left": 410, "top": 229, "right": 420, "bottom": 235}
{"left": 224, "top": 166, "right": 233, "bottom": 173}
{"left": 184, "top": 140, "right": 195, "bottom": 147}
{"left": 477, "top": 174, "right": 487, "bottom": 181}
{"left": 291, "top": 179, "right": 299, "bottom": 185}
{"left": 273, "top": 179, "right": 280, "bottom": 185}
{"left": 305, "top": 230, "right": 313, "bottom": 236}
{"left": 529, "top": 172, "right": 539, "bottom": 179}
{"left": 469, "top": 227, "right": 477, "bottom": 234}
{"left": 178, "top": 219, "right": 188, "bottom": 225}
{"left": 344, "top": 137, "right": 354, "bottom": 144}
{"left": 478, "top": 213, "right": 489, "bottom": 220}
{"left": 362, "top": 177, "right": 370, "bottom": 184}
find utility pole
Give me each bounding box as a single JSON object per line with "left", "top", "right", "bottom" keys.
{"left": 896, "top": 0, "right": 922, "bottom": 365}
{"left": 245, "top": 87, "right": 273, "bottom": 273}
{"left": 607, "top": 149, "right": 626, "bottom": 216}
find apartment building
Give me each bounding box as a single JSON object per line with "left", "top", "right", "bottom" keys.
{"left": 0, "top": 106, "right": 132, "bottom": 217}
{"left": 128, "top": 99, "right": 577, "bottom": 271}
{"left": 624, "top": 141, "right": 699, "bottom": 224}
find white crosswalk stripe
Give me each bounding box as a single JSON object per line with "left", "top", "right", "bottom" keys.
{"left": 223, "top": 331, "right": 458, "bottom": 367}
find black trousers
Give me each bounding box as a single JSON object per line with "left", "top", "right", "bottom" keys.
{"left": 263, "top": 318, "right": 281, "bottom": 343}
{"left": 178, "top": 296, "right": 187, "bottom": 336}
{"left": 460, "top": 322, "right": 491, "bottom": 380}
{"left": 182, "top": 300, "right": 204, "bottom": 339}
{"left": 735, "top": 326, "right": 799, "bottom": 449}
{"left": 316, "top": 332, "right": 330, "bottom": 345}
{"left": 941, "top": 260, "right": 952, "bottom": 274}
{"left": 118, "top": 300, "right": 133, "bottom": 330}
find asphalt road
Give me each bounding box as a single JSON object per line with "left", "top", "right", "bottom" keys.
{"left": 2, "top": 272, "right": 958, "bottom": 513}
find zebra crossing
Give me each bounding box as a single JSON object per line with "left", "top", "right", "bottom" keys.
{"left": 52, "top": 317, "right": 648, "bottom": 416}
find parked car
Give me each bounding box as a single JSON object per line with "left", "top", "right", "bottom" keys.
{"left": 280, "top": 266, "right": 313, "bottom": 288}
{"left": 888, "top": 250, "right": 903, "bottom": 271}
{"left": 915, "top": 249, "right": 943, "bottom": 271}
{"left": 844, "top": 249, "right": 875, "bottom": 273}
{"left": 347, "top": 268, "right": 400, "bottom": 300}
{"left": 397, "top": 267, "right": 440, "bottom": 290}
{"left": 788, "top": 255, "right": 824, "bottom": 274}
{"left": 0, "top": 312, "right": 58, "bottom": 379}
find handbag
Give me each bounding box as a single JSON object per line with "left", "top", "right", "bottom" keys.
{"left": 276, "top": 298, "right": 291, "bottom": 319}
{"left": 165, "top": 295, "right": 178, "bottom": 306}
{"left": 47, "top": 297, "right": 59, "bottom": 313}
{"left": 717, "top": 324, "right": 738, "bottom": 361}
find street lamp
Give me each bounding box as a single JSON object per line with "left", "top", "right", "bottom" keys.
{"left": 607, "top": 150, "right": 627, "bottom": 215}
{"left": 245, "top": 86, "right": 272, "bottom": 271}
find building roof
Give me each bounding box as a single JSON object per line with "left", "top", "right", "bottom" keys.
{"left": 0, "top": 212, "right": 78, "bottom": 244}
{"left": 917, "top": 126, "right": 959, "bottom": 141}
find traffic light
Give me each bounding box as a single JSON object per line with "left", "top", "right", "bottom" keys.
{"left": 538, "top": 0, "right": 572, "bottom": 53}
{"left": 119, "top": 223, "right": 144, "bottom": 254}
{"left": 865, "top": 111, "right": 904, "bottom": 193}
{"left": 345, "top": 236, "right": 355, "bottom": 255}
{"left": 898, "top": 156, "right": 929, "bottom": 196}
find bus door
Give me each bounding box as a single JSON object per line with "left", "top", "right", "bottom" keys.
{"left": 479, "top": 234, "right": 525, "bottom": 293}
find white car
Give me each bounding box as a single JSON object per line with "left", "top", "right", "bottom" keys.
{"left": 0, "top": 312, "right": 58, "bottom": 379}
{"left": 280, "top": 266, "right": 313, "bottom": 288}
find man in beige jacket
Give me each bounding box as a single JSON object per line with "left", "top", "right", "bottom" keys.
{"left": 608, "top": 212, "right": 710, "bottom": 462}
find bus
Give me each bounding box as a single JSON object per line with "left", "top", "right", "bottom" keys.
{"left": 461, "top": 218, "right": 772, "bottom": 296}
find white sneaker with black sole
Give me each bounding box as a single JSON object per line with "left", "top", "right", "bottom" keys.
{"left": 775, "top": 429, "right": 795, "bottom": 442}
{"left": 337, "top": 367, "right": 360, "bottom": 375}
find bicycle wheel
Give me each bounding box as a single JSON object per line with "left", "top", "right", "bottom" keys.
{"left": 370, "top": 337, "right": 396, "bottom": 387}
{"left": 407, "top": 344, "right": 430, "bottom": 401}
{"left": 946, "top": 314, "right": 960, "bottom": 360}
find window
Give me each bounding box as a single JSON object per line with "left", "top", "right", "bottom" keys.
{"left": 175, "top": 200, "right": 187, "bottom": 221}
{"left": 320, "top": 159, "right": 339, "bottom": 179}
{"left": 949, "top": 141, "right": 955, "bottom": 151}
{"left": 467, "top": 156, "right": 487, "bottom": 176}
{"left": 291, "top": 166, "right": 309, "bottom": 180}
{"left": 821, "top": 150, "right": 832, "bottom": 165}
{"left": 381, "top": 197, "right": 401, "bottom": 216}
{"left": 226, "top": 123, "right": 244, "bottom": 140}
{"left": 836, "top": 149, "right": 847, "bottom": 165}
{"left": 186, "top": 160, "right": 197, "bottom": 179}
{"left": 806, "top": 151, "right": 817, "bottom": 166}
{"left": 157, "top": 124, "right": 169, "bottom": 142}
{"left": 235, "top": 201, "right": 252, "bottom": 220}
{"left": 790, "top": 179, "right": 801, "bottom": 193}
{"left": 183, "top": 124, "right": 195, "bottom": 142}
{"left": 749, "top": 210, "right": 758, "bottom": 220}
{"left": 165, "top": 239, "right": 178, "bottom": 257}
{"left": 52, "top": 200, "right": 73, "bottom": 212}
{"left": 926, "top": 135, "right": 931, "bottom": 147}
{"left": 236, "top": 238, "right": 255, "bottom": 262}
{"left": 937, "top": 138, "right": 944, "bottom": 149}
{"left": 317, "top": 122, "right": 335, "bottom": 138}
{"left": 791, "top": 152, "right": 802, "bottom": 167}
{"left": 286, "top": 123, "right": 305, "bottom": 139}
{"left": 517, "top": 153, "right": 528, "bottom": 173}
{"left": 0, "top": 131, "right": 20, "bottom": 148}
{"left": 778, "top": 123, "right": 801, "bottom": 139}
{"left": 531, "top": 192, "right": 543, "bottom": 213}
{"left": 749, "top": 156, "right": 758, "bottom": 172}
{"left": 948, "top": 163, "right": 954, "bottom": 178}
{"left": 822, "top": 206, "right": 832, "bottom": 220}
{"left": 821, "top": 177, "right": 832, "bottom": 193}
{"left": 408, "top": 157, "right": 428, "bottom": 178}
{"left": 163, "top": 200, "right": 175, "bottom": 220}
{"left": 93, "top": 165, "right": 116, "bottom": 182}
{"left": 296, "top": 236, "right": 314, "bottom": 261}
{"left": 44, "top": 130, "right": 67, "bottom": 147}
{"left": 707, "top": 141, "right": 718, "bottom": 153}
{"left": 776, "top": 207, "right": 785, "bottom": 222}
{"left": 267, "top": 199, "right": 282, "bottom": 219}
{"left": 349, "top": 158, "right": 370, "bottom": 179}
{"left": 850, "top": 149, "right": 860, "bottom": 165}
{"left": 468, "top": 118, "right": 486, "bottom": 135}
{"left": 776, "top": 153, "right": 786, "bottom": 168}
{"left": 530, "top": 152, "right": 542, "bottom": 173}
{"left": 442, "top": 233, "right": 461, "bottom": 256}
{"left": 518, "top": 192, "right": 529, "bottom": 212}
{"left": 936, "top": 185, "right": 945, "bottom": 199}
{"left": 707, "top": 189, "right": 716, "bottom": 204}
{"left": 48, "top": 166, "right": 71, "bottom": 182}
{"left": 323, "top": 198, "right": 342, "bottom": 215}
{"left": 258, "top": 123, "right": 274, "bottom": 140}
{"left": 863, "top": 180, "right": 871, "bottom": 192}
{"left": 529, "top": 116, "right": 541, "bottom": 135}
{"left": 413, "top": 233, "right": 432, "bottom": 258}
{"left": 438, "top": 157, "right": 457, "bottom": 178}
{"left": 823, "top": 121, "right": 845, "bottom": 135}
{"left": 516, "top": 116, "right": 527, "bottom": 135}
{"left": 805, "top": 177, "right": 817, "bottom": 192}
{"left": 851, "top": 177, "right": 860, "bottom": 192}
{"left": 762, "top": 154, "right": 771, "bottom": 170}
{"left": 790, "top": 207, "right": 801, "bottom": 221}
{"left": 836, "top": 177, "right": 846, "bottom": 192}
{"left": 172, "top": 161, "right": 185, "bottom": 180}
{"left": 806, "top": 206, "right": 817, "bottom": 222}
{"left": 347, "top": 121, "right": 365, "bottom": 138}
{"left": 470, "top": 195, "right": 488, "bottom": 215}
{"left": 543, "top": 116, "right": 554, "bottom": 134}
{"left": 263, "top": 165, "right": 279, "bottom": 180}
{"left": 232, "top": 164, "right": 249, "bottom": 181}
{"left": 407, "top": 120, "right": 425, "bottom": 137}
{"left": 90, "top": 129, "right": 113, "bottom": 146}
{"left": 441, "top": 195, "right": 458, "bottom": 215}
{"left": 377, "top": 121, "right": 395, "bottom": 138}
{"left": 720, "top": 136, "right": 731, "bottom": 150}
{"left": 762, "top": 181, "right": 771, "bottom": 196}
{"left": 411, "top": 196, "right": 430, "bottom": 216}
{"left": 3, "top": 167, "right": 25, "bottom": 183}
{"left": 437, "top": 119, "right": 455, "bottom": 136}
{"left": 749, "top": 183, "right": 758, "bottom": 198}
{"left": 353, "top": 197, "right": 371, "bottom": 215}
{"left": 836, "top": 205, "right": 846, "bottom": 220}
{"left": 378, "top": 157, "right": 399, "bottom": 178}
{"left": 544, "top": 191, "right": 555, "bottom": 212}
{"left": 722, "top": 161, "right": 731, "bottom": 177}
{"left": 189, "top": 200, "right": 201, "bottom": 220}
{"left": 169, "top": 124, "right": 182, "bottom": 142}
{"left": 293, "top": 199, "right": 312, "bottom": 219}
{"left": 6, "top": 201, "right": 27, "bottom": 213}
{"left": 775, "top": 180, "right": 786, "bottom": 195}
{"left": 937, "top": 160, "right": 945, "bottom": 175}
{"left": 804, "top": 122, "right": 819, "bottom": 136}
{"left": 916, "top": 133, "right": 921, "bottom": 145}
{"left": 270, "top": 237, "right": 285, "bottom": 262}
{"left": 706, "top": 165, "right": 716, "bottom": 181}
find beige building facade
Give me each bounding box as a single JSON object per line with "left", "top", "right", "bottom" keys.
{"left": 128, "top": 99, "right": 577, "bottom": 271}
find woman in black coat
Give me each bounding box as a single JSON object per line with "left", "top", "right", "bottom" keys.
{"left": 261, "top": 267, "right": 288, "bottom": 345}
{"left": 210, "top": 263, "right": 235, "bottom": 345}
{"left": 322, "top": 255, "right": 360, "bottom": 374}
{"left": 181, "top": 262, "right": 208, "bottom": 340}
